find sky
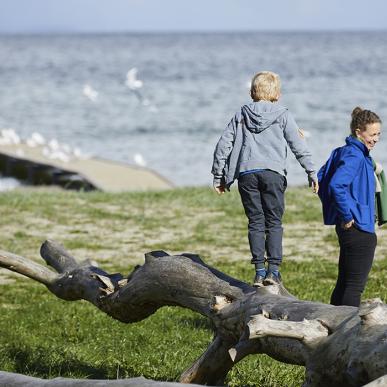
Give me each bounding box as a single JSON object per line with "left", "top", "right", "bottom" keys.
{"left": 0, "top": 0, "right": 386, "bottom": 34}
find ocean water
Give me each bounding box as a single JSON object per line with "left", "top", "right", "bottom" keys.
{"left": 0, "top": 31, "right": 386, "bottom": 189}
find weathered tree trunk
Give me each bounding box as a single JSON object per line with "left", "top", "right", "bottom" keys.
{"left": 363, "top": 375, "right": 387, "bottom": 386}
{"left": 1, "top": 240, "right": 387, "bottom": 387}
{"left": 0, "top": 371, "right": 211, "bottom": 386}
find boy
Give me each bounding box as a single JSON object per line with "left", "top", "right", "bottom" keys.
{"left": 211, "top": 71, "right": 318, "bottom": 287}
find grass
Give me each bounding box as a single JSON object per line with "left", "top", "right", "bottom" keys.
{"left": 0, "top": 186, "right": 386, "bottom": 386}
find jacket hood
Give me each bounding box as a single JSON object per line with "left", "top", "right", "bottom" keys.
{"left": 241, "top": 101, "right": 287, "bottom": 133}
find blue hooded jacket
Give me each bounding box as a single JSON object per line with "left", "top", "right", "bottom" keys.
{"left": 318, "top": 136, "right": 375, "bottom": 233}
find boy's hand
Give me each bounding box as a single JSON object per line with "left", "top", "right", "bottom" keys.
{"left": 308, "top": 176, "right": 319, "bottom": 194}
{"left": 311, "top": 180, "right": 319, "bottom": 194}
{"left": 214, "top": 184, "right": 226, "bottom": 195}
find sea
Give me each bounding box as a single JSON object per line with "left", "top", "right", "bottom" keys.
{"left": 0, "top": 31, "right": 386, "bottom": 190}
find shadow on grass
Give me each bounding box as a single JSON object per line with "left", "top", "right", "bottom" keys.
{"left": 176, "top": 315, "right": 213, "bottom": 331}
{"left": 6, "top": 347, "right": 139, "bottom": 380}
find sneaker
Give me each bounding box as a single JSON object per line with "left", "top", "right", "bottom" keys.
{"left": 253, "top": 269, "right": 266, "bottom": 287}
{"left": 263, "top": 271, "right": 282, "bottom": 285}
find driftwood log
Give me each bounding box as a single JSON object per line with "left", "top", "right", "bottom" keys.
{"left": 0, "top": 240, "right": 387, "bottom": 387}
{"left": 0, "top": 372, "right": 211, "bottom": 387}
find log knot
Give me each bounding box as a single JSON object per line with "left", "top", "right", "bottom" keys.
{"left": 212, "top": 295, "right": 233, "bottom": 312}
{"left": 359, "top": 300, "right": 387, "bottom": 327}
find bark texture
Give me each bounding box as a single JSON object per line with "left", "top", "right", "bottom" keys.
{"left": 1, "top": 240, "right": 387, "bottom": 387}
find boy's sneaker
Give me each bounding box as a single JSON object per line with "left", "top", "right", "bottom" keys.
{"left": 263, "top": 270, "right": 282, "bottom": 285}
{"left": 253, "top": 269, "right": 266, "bottom": 287}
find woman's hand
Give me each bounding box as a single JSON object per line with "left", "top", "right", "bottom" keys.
{"left": 342, "top": 219, "right": 355, "bottom": 230}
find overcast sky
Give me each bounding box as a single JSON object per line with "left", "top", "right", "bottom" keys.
{"left": 0, "top": 0, "right": 386, "bottom": 34}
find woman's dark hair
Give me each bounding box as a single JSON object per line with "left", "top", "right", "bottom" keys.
{"left": 350, "top": 107, "right": 382, "bottom": 135}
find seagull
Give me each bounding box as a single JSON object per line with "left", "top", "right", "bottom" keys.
{"left": 48, "top": 150, "right": 70, "bottom": 163}
{"left": 42, "top": 140, "right": 91, "bottom": 162}
{"left": 26, "top": 132, "right": 45, "bottom": 147}
{"left": 26, "top": 138, "right": 37, "bottom": 147}
{"left": 125, "top": 67, "right": 147, "bottom": 103}
{"left": 43, "top": 139, "right": 71, "bottom": 162}
{"left": 73, "top": 147, "right": 90, "bottom": 160}
{"left": 31, "top": 132, "right": 46, "bottom": 145}
{"left": 48, "top": 139, "right": 59, "bottom": 151}
{"left": 0, "top": 128, "right": 20, "bottom": 145}
{"left": 125, "top": 68, "right": 143, "bottom": 90}
{"left": 134, "top": 153, "right": 147, "bottom": 167}
{"left": 125, "top": 68, "right": 158, "bottom": 113}
{"left": 83, "top": 84, "right": 99, "bottom": 102}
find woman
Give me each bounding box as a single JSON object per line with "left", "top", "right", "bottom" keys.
{"left": 318, "top": 107, "right": 382, "bottom": 307}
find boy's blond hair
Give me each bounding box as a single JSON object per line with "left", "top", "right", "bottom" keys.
{"left": 250, "top": 71, "right": 281, "bottom": 102}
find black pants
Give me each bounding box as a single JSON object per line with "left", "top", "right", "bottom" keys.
{"left": 238, "top": 170, "right": 286, "bottom": 271}
{"left": 330, "top": 225, "right": 377, "bottom": 307}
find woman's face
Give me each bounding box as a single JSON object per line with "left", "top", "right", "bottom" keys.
{"left": 356, "top": 122, "right": 381, "bottom": 151}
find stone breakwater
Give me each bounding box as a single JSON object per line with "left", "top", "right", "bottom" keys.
{"left": 0, "top": 142, "right": 173, "bottom": 192}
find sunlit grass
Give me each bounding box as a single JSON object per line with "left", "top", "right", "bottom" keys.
{"left": 0, "top": 186, "right": 386, "bottom": 386}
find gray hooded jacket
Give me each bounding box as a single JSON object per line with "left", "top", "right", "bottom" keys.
{"left": 211, "top": 101, "right": 316, "bottom": 187}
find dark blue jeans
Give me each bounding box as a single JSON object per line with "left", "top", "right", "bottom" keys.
{"left": 331, "top": 224, "right": 377, "bottom": 307}
{"left": 238, "top": 170, "right": 286, "bottom": 271}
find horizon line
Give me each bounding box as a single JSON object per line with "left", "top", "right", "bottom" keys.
{"left": 0, "top": 27, "right": 386, "bottom": 36}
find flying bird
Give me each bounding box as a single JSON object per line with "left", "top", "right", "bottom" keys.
{"left": 125, "top": 68, "right": 143, "bottom": 90}
{"left": 83, "top": 84, "right": 99, "bottom": 102}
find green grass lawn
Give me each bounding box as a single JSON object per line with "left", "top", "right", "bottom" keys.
{"left": 0, "top": 186, "right": 386, "bottom": 386}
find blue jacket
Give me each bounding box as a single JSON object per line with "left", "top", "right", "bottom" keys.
{"left": 211, "top": 101, "right": 316, "bottom": 188}
{"left": 318, "top": 136, "right": 375, "bottom": 233}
